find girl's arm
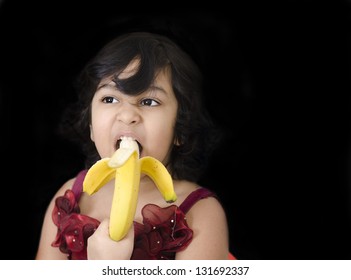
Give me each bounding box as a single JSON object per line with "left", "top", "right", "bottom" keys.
{"left": 35, "top": 180, "right": 75, "bottom": 260}
{"left": 175, "top": 196, "right": 230, "bottom": 260}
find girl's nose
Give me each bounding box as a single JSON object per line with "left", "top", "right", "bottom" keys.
{"left": 116, "top": 103, "right": 141, "bottom": 125}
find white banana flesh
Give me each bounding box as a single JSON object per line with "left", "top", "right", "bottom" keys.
{"left": 83, "top": 136, "right": 177, "bottom": 241}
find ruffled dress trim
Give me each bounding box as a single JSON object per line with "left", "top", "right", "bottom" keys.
{"left": 51, "top": 170, "right": 217, "bottom": 260}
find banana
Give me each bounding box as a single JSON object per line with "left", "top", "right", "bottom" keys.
{"left": 139, "top": 156, "right": 176, "bottom": 202}
{"left": 82, "top": 136, "right": 177, "bottom": 241}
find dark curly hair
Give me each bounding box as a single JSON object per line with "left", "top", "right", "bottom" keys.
{"left": 60, "top": 32, "right": 222, "bottom": 182}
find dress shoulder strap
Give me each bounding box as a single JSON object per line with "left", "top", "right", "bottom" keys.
{"left": 179, "top": 187, "right": 217, "bottom": 214}
{"left": 71, "top": 169, "right": 88, "bottom": 201}
{"left": 70, "top": 170, "right": 216, "bottom": 214}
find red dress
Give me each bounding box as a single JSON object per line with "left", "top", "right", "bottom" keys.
{"left": 51, "top": 170, "right": 221, "bottom": 260}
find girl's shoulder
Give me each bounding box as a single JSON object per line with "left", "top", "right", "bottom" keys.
{"left": 52, "top": 176, "right": 78, "bottom": 201}
{"left": 173, "top": 180, "right": 219, "bottom": 214}
{"left": 45, "top": 170, "right": 86, "bottom": 213}
{"left": 55, "top": 169, "right": 87, "bottom": 200}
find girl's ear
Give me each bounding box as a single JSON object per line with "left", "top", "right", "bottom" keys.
{"left": 90, "top": 124, "right": 95, "bottom": 142}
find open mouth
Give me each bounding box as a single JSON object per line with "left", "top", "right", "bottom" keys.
{"left": 116, "top": 138, "right": 142, "bottom": 154}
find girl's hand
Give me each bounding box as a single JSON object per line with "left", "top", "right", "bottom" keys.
{"left": 87, "top": 219, "right": 134, "bottom": 260}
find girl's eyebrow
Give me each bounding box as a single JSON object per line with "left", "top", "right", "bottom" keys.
{"left": 149, "top": 85, "right": 168, "bottom": 95}
{"left": 96, "top": 83, "right": 169, "bottom": 96}
{"left": 97, "top": 82, "right": 116, "bottom": 91}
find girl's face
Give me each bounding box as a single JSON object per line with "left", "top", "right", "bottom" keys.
{"left": 90, "top": 60, "right": 178, "bottom": 166}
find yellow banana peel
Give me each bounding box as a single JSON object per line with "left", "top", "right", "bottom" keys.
{"left": 83, "top": 136, "right": 177, "bottom": 241}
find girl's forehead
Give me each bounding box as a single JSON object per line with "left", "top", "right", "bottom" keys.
{"left": 118, "top": 58, "right": 140, "bottom": 79}
{"left": 97, "top": 66, "right": 172, "bottom": 93}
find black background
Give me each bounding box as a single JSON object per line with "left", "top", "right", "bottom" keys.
{"left": 0, "top": 1, "right": 350, "bottom": 259}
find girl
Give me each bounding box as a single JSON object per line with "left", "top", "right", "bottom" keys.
{"left": 35, "top": 32, "right": 232, "bottom": 260}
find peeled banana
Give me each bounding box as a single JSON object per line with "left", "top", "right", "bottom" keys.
{"left": 83, "top": 136, "right": 177, "bottom": 241}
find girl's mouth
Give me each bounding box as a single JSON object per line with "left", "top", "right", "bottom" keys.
{"left": 116, "top": 138, "right": 143, "bottom": 154}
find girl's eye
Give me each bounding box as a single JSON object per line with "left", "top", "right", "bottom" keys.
{"left": 102, "top": 96, "right": 118, "bottom": 103}
{"left": 140, "top": 98, "right": 159, "bottom": 107}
